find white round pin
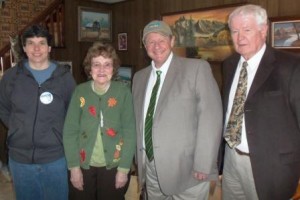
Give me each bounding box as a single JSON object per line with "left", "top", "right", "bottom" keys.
{"left": 40, "top": 92, "right": 53, "bottom": 104}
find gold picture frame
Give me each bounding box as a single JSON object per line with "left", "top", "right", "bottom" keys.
{"left": 162, "top": 4, "right": 244, "bottom": 62}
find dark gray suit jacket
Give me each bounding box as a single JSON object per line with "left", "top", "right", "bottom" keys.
{"left": 132, "top": 55, "right": 223, "bottom": 195}
{"left": 222, "top": 46, "right": 300, "bottom": 200}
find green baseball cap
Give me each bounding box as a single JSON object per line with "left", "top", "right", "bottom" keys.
{"left": 143, "top": 20, "right": 173, "bottom": 41}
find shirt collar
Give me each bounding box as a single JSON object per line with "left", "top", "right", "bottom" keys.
{"left": 150, "top": 52, "right": 173, "bottom": 75}
{"left": 240, "top": 44, "right": 266, "bottom": 67}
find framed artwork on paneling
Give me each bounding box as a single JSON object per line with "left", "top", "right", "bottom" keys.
{"left": 162, "top": 4, "right": 244, "bottom": 62}
{"left": 113, "top": 64, "right": 133, "bottom": 86}
{"left": 118, "top": 33, "right": 127, "bottom": 51}
{"left": 269, "top": 16, "right": 300, "bottom": 50}
{"left": 58, "top": 61, "right": 72, "bottom": 74}
{"left": 0, "top": 57, "right": 3, "bottom": 80}
{"left": 78, "top": 6, "right": 112, "bottom": 42}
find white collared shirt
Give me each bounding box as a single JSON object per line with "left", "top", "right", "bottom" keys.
{"left": 225, "top": 44, "right": 266, "bottom": 153}
{"left": 142, "top": 52, "right": 173, "bottom": 148}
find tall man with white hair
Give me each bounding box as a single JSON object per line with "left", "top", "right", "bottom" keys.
{"left": 221, "top": 4, "right": 300, "bottom": 200}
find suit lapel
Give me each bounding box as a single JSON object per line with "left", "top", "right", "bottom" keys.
{"left": 247, "top": 47, "right": 276, "bottom": 98}
{"left": 223, "top": 47, "right": 276, "bottom": 103}
{"left": 154, "top": 56, "right": 179, "bottom": 119}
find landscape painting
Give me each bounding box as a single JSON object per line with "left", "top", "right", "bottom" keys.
{"left": 78, "top": 7, "right": 112, "bottom": 42}
{"left": 162, "top": 5, "right": 242, "bottom": 61}
{"left": 113, "top": 65, "right": 133, "bottom": 86}
{"left": 271, "top": 19, "right": 300, "bottom": 49}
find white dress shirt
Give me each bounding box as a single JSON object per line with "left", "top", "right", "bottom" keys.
{"left": 142, "top": 52, "right": 173, "bottom": 149}
{"left": 225, "top": 44, "right": 266, "bottom": 153}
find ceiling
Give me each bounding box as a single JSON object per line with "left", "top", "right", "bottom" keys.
{"left": 91, "top": 0, "right": 127, "bottom": 3}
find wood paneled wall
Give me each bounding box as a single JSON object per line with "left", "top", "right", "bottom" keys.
{"left": 51, "top": 0, "right": 300, "bottom": 84}
{"left": 50, "top": 0, "right": 112, "bottom": 83}
{"left": 0, "top": 0, "right": 299, "bottom": 162}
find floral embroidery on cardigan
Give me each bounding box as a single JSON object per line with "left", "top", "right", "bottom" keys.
{"left": 113, "top": 139, "right": 124, "bottom": 162}
{"left": 106, "top": 128, "right": 117, "bottom": 137}
{"left": 108, "top": 97, "right": 117, "bottom": 107}
{"left": 80, "top": 149, "right": 86, "bottom": 163}
{"left": 88, "top": 106, "right": 96, "bottom": 117}
{"left": 80, "top": 97, "right": 85, "bottom": 107}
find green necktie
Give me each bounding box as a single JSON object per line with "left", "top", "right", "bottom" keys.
{"left": 145, "top": 70, "right": 162, "bottom": 161}
{"left": 224, "top": 61, "right": 248, "bottom": 148}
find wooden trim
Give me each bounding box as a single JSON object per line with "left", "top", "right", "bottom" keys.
{"left": 0, "top": 0, "right": 64, "bottom": 56}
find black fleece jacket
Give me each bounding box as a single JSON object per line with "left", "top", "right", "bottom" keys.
{"left": 0, "top": 60, "right": 76, "bottom": 164}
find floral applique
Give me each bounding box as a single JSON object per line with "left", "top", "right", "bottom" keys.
{"left": 107, "top": 97, "right": 117, "bottom": 107}
{"left": 88, "top": 106, "right": 96, "bottom": 117}
{"left": 79, "top": 97, "right": 85, "bottom": 107}
{"left": 80, "top": 149, "right": 86, "bottom": 163}
{"left": 113, "top": 139, "right": 124, "bottom": 162}
{"left": 114, "top": 149, "right": 120, "bottom": 160}
{"left": 106, "top": 128, "right": 117, "bottom": 137}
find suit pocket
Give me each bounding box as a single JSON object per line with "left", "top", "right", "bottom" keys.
{"left": 280, "top": 152, "right": 300, "bottom": 165}
{"left": 264, "top": 90, "right": 283, "bottom": 96}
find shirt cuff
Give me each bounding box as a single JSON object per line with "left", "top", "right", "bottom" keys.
{"left": 117, "top": 167, "right": 130, "bottom": 174}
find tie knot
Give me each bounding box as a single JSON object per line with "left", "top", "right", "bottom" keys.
{"left": 242, "top": 61, "right": 248, "bottom": 69}
{"left": 156, "top": 70, "right": 162, "bottom": 76}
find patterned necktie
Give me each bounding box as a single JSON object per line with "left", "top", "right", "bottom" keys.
{"left": 144, "top": 70, "right": 162, "bottom": 161}
{"left": 224, "top": 61, "right": 248, "bottom": 148}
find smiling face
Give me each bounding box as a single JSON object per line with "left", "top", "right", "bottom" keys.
{"left": 144, "top": 32, "right": 175, "bottom": 68}
{"left": 230, "top": 14, "right": 268, "bottom": 60}
{"left": 23, "top": 37, "right": 51, "bottom": 69}
{"left": 90, "top": 55, "right": 114, "bottom": 88}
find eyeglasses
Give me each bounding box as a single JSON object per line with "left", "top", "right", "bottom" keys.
{"left": 145, "top": 39, "right": 169, "bottom": 48}
{"left": 91, "top": 62, "right": 113, "bottom": 70}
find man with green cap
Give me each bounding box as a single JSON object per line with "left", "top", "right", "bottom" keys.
{"left": 132, "top": 20, "right": 223, "bottom": 199}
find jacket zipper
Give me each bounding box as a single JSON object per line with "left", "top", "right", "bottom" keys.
{"left": 22, "top": 64, "right": 63, "bottom": 163}
{"left": 29, "top": 65, "right": 61, "bottom": 163}
{"left": 31, "top": 84, "right": 42, "bottom": 163}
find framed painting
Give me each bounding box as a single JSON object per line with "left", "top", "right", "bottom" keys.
{"left": 162, "top": 4, "right": 244, "bottom": 62}
{"left": 57, "top": 61, "right": 72, "bottom": 74}
{"left": 118, "top": 33, "right": 127, "bottom": 50}
{"left": 78, "top": 6, "right": 112, "bottom": 42}
{"left": 269, "top": 16, "right": 300, "bottom": 49}
{"left": 0, "top": 57, "right": 3, "bottom": 79}
{"left": 114, "top": 64, "right": 133, "bottom": 86}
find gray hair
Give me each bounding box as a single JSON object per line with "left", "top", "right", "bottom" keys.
{"left": 228, "top": 4, "right": 268, "bottom": 29}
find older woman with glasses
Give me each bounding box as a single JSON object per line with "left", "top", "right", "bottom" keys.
{"left": 63, "top": 42, "right": 136, "bottom": 200}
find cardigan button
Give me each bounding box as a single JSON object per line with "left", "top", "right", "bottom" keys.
{"left": 104, "top": 149, "right": 107, "bottom": 153}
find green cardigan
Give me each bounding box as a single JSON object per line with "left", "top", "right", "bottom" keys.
{"left": 63, "top": 81, "right": 136, "bottom": 170}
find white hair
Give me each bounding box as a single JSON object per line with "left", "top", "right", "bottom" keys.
{"left": 228, "top": 4, "right": 268, "bottom": 29}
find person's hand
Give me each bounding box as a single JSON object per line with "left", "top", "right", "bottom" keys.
{"left": 193, "top": 171, "right": 208, "bottom": 181}
{"left": 115, "top": 171, "right": 128, "bottom": 189}
{"left": 70, "top": 167, "right": 84, "bottom": 191}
